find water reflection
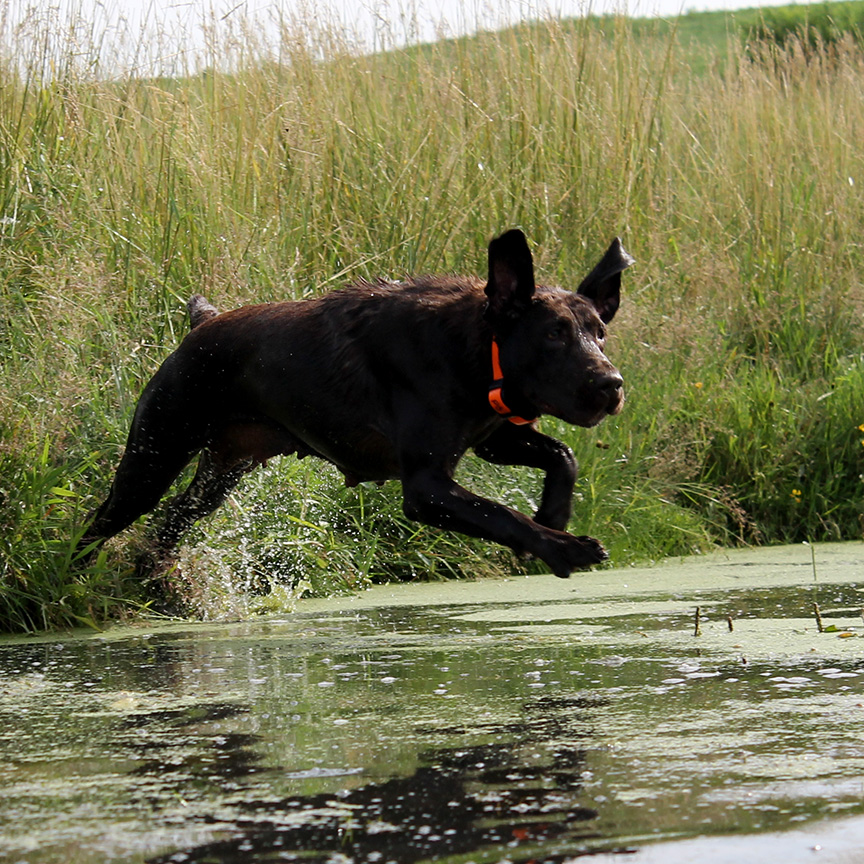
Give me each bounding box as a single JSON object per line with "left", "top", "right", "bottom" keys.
{"left": 2, "top": 562, "right": 864, "bottom": 862}
{"left": 147, "top": 703, "right": 612, "bottom": 864}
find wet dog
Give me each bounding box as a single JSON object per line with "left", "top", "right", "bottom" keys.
{"left": 79, "top": 230, "right": 633, "bottom": 579}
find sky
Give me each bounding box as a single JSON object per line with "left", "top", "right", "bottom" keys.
{"left": 4, "top": 0, "right": 802, "bottom": 75}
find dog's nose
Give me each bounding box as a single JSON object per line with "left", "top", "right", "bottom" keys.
{"left": 596, "top": 371, "right": 623, "bottom": 395}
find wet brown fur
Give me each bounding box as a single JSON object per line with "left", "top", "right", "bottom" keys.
{"left": 79, "top": 230, "right": 633, "bottom": 580}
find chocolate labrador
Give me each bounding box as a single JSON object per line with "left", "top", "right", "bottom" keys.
{"left": 80, "top": 229, "right": 633, "bottom": 579}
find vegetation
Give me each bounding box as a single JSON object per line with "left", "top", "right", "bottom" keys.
{"left": 739, "top": 2, "right": 864, "bottom": 48}
{"left": 1, "top": 1, "right": 864, "bottom": 631}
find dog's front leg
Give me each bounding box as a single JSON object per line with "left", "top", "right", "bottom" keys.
{"left": 474, "top": 423, "right": 577, "bottom": 531}
{"left": 400, "top": 461, "right": 606, "bottom": 578}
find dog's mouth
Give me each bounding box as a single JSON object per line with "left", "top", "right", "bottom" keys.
{"left": 607, "top": 388, "right": 625, "bottom": 416}
{"left": 539, "top": 386, "right": 625, "bottom": 428}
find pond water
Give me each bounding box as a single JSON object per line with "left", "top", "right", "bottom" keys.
{"left": 3, "top": 542, "right": 864, "bottom": 863}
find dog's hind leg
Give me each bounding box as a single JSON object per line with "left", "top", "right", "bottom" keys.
{"left": 137, "top": 419, "right": 301, "bottom": 579}
{"left": 85, "top": 453, "right": 183, "bottom": 540}
{"left": 78, "top": 372, "right": 208, "bottom": 558}
{"left": 146, "top": 450, "right": 251, "bottom": 567}
{"left": 79, "top": 435, "right": 201, "bottom": 560}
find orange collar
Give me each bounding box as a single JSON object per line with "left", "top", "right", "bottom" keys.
{"left": 488, "top": 338, "right": 538, "bottom": 425}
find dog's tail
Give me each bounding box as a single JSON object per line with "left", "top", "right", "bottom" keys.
{"left": 187, "top": 294, "right": 220, "bottom": 329}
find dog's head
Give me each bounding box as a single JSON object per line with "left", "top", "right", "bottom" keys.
{"left": 484, "top": 230, "right": 633, "bottom": 428}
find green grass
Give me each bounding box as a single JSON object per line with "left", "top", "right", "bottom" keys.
{"left": 2, "top": 1, "right": 864, "bottom": 631}
{"left": 735, "top": 1, "right": 864, "bottom": 48}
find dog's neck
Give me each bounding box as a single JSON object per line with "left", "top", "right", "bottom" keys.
{"left": 488, "top": 337, "right": 539, "bottom": 425}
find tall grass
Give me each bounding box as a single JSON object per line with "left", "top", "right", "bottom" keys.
{"left": 1, "top": 3, "right": 863, "bottom": 631}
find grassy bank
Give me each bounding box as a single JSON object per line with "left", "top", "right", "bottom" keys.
{"left": 1, "top": 3, "right": 863, "bottom": 631}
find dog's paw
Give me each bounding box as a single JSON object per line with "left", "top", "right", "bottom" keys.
{"left": 573, "top": 535, "right": 609, "bottom": 565}
{"left": 545, "top": 533, "right": 608, "bottom": 578}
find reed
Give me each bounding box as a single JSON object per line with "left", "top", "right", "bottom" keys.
{"left": 2, "top": 3, "right": 863, "bottom": 630}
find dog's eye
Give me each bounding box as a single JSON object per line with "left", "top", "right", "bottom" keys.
{"left": 546, "top": 324, "right": 566, "bottom": 342}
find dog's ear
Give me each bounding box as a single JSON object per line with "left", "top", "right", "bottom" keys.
{"left": 484, "top": 229, "right": 536, "bottom": 323}
{"left": 577, "top": 238, "right": 634, "bottom": 324}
